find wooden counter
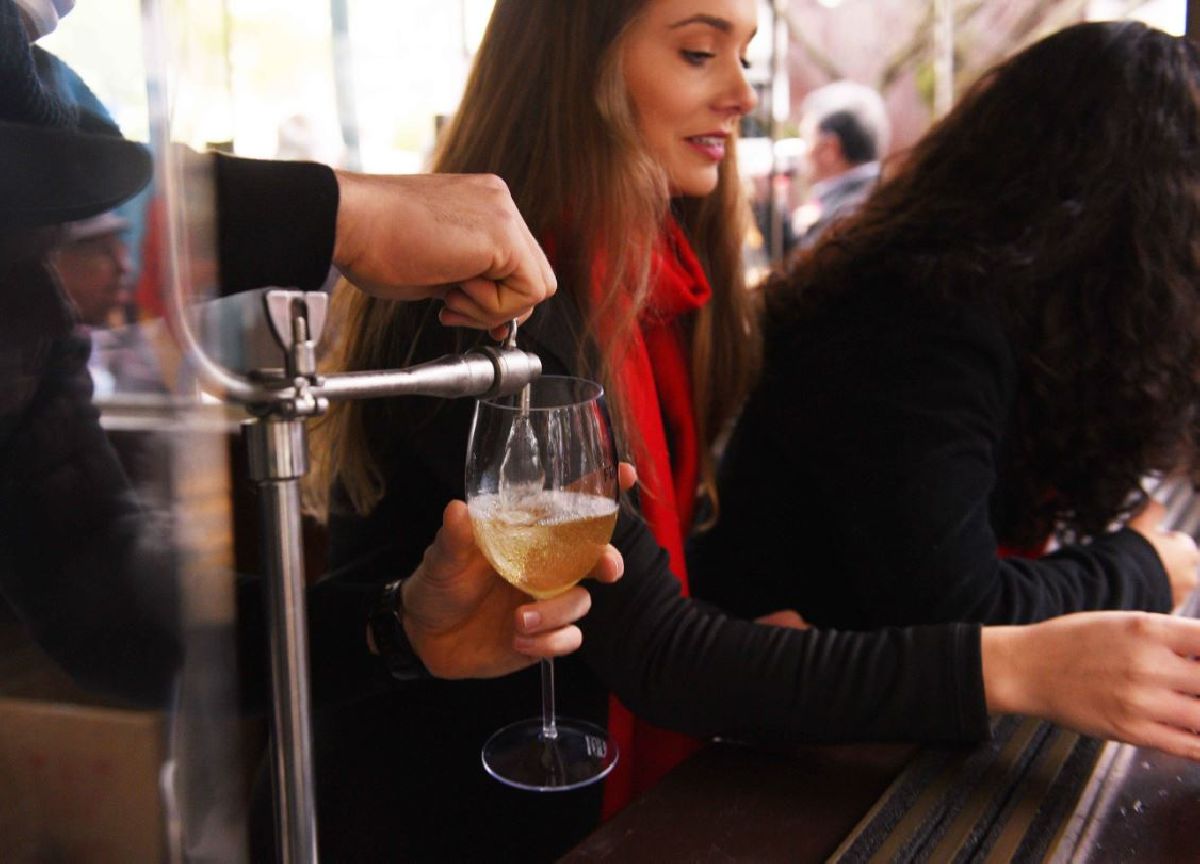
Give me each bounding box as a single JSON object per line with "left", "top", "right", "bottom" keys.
{"left": 562, "top": 741, "right": 914, "bottom": 862}
{"left": 564, "top": 718, "right": 1200, "bottom": 862}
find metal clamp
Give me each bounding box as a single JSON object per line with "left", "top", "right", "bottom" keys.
{"left": 475, "top": 344, "right": 537, "bottom": 399}
{"left": 264, "top": 289, "right": 328, "bottom": 381}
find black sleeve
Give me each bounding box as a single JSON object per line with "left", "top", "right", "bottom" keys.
{"left": 694, "top": 293, "right": 1171, "bottom": 628}
{"left": 213, "top": 153, "right": 338, "bottom": 295}
{"left": 582, "top": 506, "right": 989, "bottom": 745}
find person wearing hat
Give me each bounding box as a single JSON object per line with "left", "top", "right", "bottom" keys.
{"left": 50, "top": 209, "right": 176, "bottom": 402}
{"left": 0, "top": 0, "right": 610, "bottom": 713}
{"left": 52, "top": 210, "right": 134, "bottom": 330}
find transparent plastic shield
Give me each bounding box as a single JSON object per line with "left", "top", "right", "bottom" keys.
{"left": 1, "top": 2, "right": 253, "bottom": 862}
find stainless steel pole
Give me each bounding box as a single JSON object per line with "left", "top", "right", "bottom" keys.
{"left": 932, "top": 0, "right": 954, "bottom": 119}
{"left": 246, "top": 417, "right": 317, "bottom": 864}
{"left": 140, "top": 254, "right": 539, "bottom": 864}
{"left": 768, "top": 0, "right": 789, "bottom": 263}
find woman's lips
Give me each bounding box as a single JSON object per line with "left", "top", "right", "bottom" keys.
{"left": 686, "top": 135, "right": 726, "bottom": 161}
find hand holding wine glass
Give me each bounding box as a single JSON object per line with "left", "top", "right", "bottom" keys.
{"left": 466, "top": 375, "right": 621, "bottom": 790}
{"left": 396, "top": 499, "right": 626, "bottom": 680}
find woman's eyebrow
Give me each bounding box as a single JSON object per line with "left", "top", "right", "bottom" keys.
{"left": 669, "top": 14, "right": 732, "bottom": 33}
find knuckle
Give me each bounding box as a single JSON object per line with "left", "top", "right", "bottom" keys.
{"left": 559, "top": 627, "right": 583, "bottom": 654}
{"left": 480, "top": 173, "right": 512, "bottom": 201}
{"left": 575, "top": 590, "right": 592, "bottom": 617}
{"left": 1124, "top": 612, "right": 1157, "bottom": 641}
{"left": 1113, "top": 689, "right": 1144, "bottom": 723}
{"left": 1128, "top": 655, "right": 1161, "bottom": 685}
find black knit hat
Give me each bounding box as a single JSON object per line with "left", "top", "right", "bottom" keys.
{"left": 0, "top": 0, "right": 151, "bottom": 232}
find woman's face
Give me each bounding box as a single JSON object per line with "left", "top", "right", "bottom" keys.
{"left": 621, "top": 0, "right": 758, "bottom": 197}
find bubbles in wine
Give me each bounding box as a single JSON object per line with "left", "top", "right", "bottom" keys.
{"left": 469, "top": 491, "right": 618, "bottom": 599}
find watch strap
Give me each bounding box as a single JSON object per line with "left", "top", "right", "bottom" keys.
{"left": 369, "top": 577, "right": 431, "bottom": 681}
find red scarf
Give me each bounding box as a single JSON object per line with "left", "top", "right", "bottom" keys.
{"left": 598, "top": 217, "right": 710, "bottom": 817}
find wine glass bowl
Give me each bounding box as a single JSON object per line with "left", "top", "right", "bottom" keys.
{"left": 469, "top": 491, "right": 618, "bottom": 599}
{"left": 465, "top": 375, "right": 619, "bottom": 791}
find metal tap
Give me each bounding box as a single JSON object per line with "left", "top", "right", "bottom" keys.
{"left": 227, "top": 290, "right": 542, "bottom": 413}
{"left": 240, "top": 289, "right": 539, "bottom": 864}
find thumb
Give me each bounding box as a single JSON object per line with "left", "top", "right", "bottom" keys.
{"left": 425, "top": 500, "right": 479, "bottom": 576}
{"left": 755, "top": 609, "right": 809, "bottom": 629}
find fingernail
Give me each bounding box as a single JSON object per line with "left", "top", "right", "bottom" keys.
{"left": 521, "top": 610, "right": 541, "bottom": 631}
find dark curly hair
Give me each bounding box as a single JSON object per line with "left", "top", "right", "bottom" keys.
{"left": 774, "top": 21, "right": 1200, "bottom": 546}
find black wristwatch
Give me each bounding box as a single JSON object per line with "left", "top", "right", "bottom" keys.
{"left": 368, "top": 578, "right": 431, "bottom": 681}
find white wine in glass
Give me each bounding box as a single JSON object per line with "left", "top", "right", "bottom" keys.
{"left": 469, "top": 490, "right": 618, "bottom": 599}
{"left": 465, "top": 375, "right": 619, "bottom": 791}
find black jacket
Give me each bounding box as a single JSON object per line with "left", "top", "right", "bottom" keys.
{"left": 0, "top": 259, "right": 179, "bottom": 705}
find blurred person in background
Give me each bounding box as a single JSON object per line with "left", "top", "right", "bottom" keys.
{"left": 20, "top": 0, "right": 152, "bottom": 282}
{"left": 792, "top": 80, "right": 888, "bottom": 251}
{"left": 51, "top": 209, "right": 170, "bottom": 397}
{"left": 53, "top": 211, "right": 133, "bottom": 330}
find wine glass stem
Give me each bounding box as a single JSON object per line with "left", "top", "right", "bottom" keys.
{"left": 540, "top": 657, "right": 559, "bottom": 741}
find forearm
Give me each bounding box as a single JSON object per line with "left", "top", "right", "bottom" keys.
{"left": 584, "top": 514, "right": 990, "bottom": 745}
{"left": 979, "top": 625, "right": 1026, "bottom": 715}
{"left": 842, "top": 516, "right": 1173, "bottom": 626}
{"left": 946, "top": 530, "right": 1174, "bottom": 626}
{"left": 1012, "top": 529, "right": 1172, "bottom": 614}
{"left": 213, "top": 152, "right": 338, "bottom": 295}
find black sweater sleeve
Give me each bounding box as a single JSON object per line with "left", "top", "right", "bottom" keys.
{"left": 213, "top": 153, "right": 338, "bottom": 295}
{"left": 583, "top": 506, "right": 989, "bottom": 744}
{"left": 692, "top": 291, "right": 1171, "bottom": 628}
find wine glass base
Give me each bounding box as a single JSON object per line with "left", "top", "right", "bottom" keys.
{"left": 482, "top": 717, "right": 618, "bottom": 792}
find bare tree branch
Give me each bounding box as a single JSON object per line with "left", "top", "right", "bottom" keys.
{"left": 781, "top": 6, "right": 845, "bottom": 82}
{"left": 784, "top": 0, "right": 1160, "bottom": 114}
{"left": 879, "top": 2, "right": 936, "bottom": 91}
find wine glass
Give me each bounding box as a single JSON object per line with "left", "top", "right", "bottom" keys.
{"left": 465, "top": 375, "right": 619, "bottom": 791}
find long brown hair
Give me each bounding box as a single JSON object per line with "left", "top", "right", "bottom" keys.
{"left": 776, "top": 21, "right": 1200, "bottom": 545}
{"left": 311, "top": 0, "right": 761, "bottom": 519}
